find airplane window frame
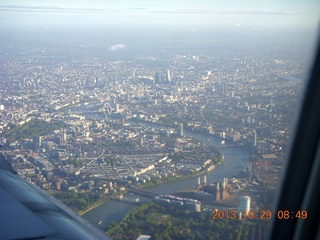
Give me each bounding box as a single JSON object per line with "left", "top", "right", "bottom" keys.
{"left": 269, "top": 34, "right": 320, "bottom": 240}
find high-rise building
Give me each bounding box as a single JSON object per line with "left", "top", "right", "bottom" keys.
{"left": 56, "top": 181, "right": 61, "bottom": 190}
{"left": 253, "top": 130, "right": 257, "bottom": 147}
{"left": 33, "top": 136, "right": 42, "bottom": 148}
{"left": 121, "top": 115, "right": 125, "bottom": 128}
{"left": 72, "top": 127, "right": 77, "bottom": 138}
{"left": 155, "top": 72, "right": 161, "bottom": 84}
{"left": 166, "top": 130, "right": 170, "bottom": 138}
{"left": 178, "top": 123, "right": 184, "bottom": 137}
{"left": 179, "top": 76, "right": 184, "bottom": 88}
{"left": 140, "top": 137, "right": 144, "bottom": 146}
{"left": 69, "top": 164, "right": 74, "bottom": 174}
{"left": 166, "top": 70, "right": 171, "bottom": 82}
{"left": 239, "top": 196, "right": 251, "bottom": 216}
{"left": 216, "top": 72, "right": 226, "bottom": 96}
{"left": 60, "top": 129, "right": 67, "bottom": 145}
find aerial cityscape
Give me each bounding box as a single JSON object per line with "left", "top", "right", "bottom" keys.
{"left": 0, "top": 1, "right": 319, "bottom": 239}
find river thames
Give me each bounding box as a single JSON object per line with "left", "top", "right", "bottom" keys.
{"left": 81, "top": 125, "right": 250, "bottom": 229}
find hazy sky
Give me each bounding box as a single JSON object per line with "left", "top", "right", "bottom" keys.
{"left": 0, "top": 0, "right": 319, "bottom": 30}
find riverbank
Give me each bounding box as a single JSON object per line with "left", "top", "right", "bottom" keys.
{"left": 78, "top": 199, "right": 110, "bottom": 216}
{"left": 78, "top": 165, "right": 217, "bottom": 216}
{"left": 136, "top": 164, "right": 216, "bottom": 189}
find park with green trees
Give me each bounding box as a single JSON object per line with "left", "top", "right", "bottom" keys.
{"left": 106, "top": 201, "right": 261, "bottom": 240}
{"left": 50, "top": 191, "right": 109, "bottom": 215}
{"left": 4, "top": 118, "right": 68, "bottom": 144}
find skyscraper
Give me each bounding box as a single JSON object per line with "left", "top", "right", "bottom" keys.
{"left": 178, "top": 123, "right": 184, "bottom": 137}
{"left": 253, "top": 129, "right": 257, "bottom": 147}
{"left": 166, "top": 70, "right": 171, "bottom": 82}
{"left": 33, "top": 136, "right": 42, "bottom": 148}
{"left": 60, "top": 129, "right": 67, "bottom": 145}
{"left": 155, "top": 72, "right": 161, "bottom": 84}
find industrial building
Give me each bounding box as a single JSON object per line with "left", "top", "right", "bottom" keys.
{"left": 197, "top": 176, "right": 230, "bottom": 201}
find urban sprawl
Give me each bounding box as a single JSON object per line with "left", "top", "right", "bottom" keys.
{"left": 0, "top": 42, "right": 306, "bottom": 212}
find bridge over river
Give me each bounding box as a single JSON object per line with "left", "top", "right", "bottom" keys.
{"left": 127, "top": 188, "right": 159, "bottom": 198}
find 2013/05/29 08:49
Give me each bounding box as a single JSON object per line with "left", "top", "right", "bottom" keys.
{"left": 212, "top": 210, "right": 272, "bottom": 220}
{"left": 212, "top": 210, "right": 308, "bottom": 220}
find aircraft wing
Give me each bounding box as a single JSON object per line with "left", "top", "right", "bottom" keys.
{"left": 0, "top": 153, "right": 112, "bottom": 240}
